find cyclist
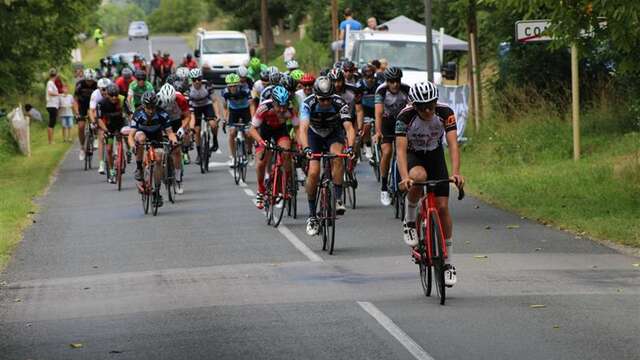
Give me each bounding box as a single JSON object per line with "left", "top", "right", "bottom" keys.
{"left": 247, "top": 57, "right": 267, "bottom": 82}
{"left": 174, "top": 67, "right": 191, "bottom": 95}
{"left": 97, "top": 84, "right": 126, "bottom": 183}
{"left": 285, "top": 60, "right": 299, "bottom": 74}
{"left": 248, "top": 86, "right": 299, "bottom": 209}
{"left": 374, "top": 66, "right": 410, "bottom": 206}
{"left": 181, "top": 53, "right": 198, "bottom": 69}
{"left": 90, "top": 77, "right": 112, "bottom": 174}
{"left": 396, "top": 81, "right": 464, "bottom": 287}
{"left": 299, "top": 77, "right": 355, "bottom": 236}
{"left": 187, "top": 68, "right": 218, "bottom": 165}
{"left": 295, "top": 73, "right": 315, "bottom": 107}
{"left": 127, "top": 70, "right": 154, "bottom": 112}
{"left": 158, "top": 83, "right": 190, "bottom": 194}
{"left": 342, "top": 60, "right": 360, "bottom": 86}
{"left": 259, "top": 67, "right": 282, "bottom": 103}
{"left": 356, "top": 63, "right": 381, "bottom": 159}
{"left": 74, "top": 69, "right": 98, "bottom": 161}
{"left": 160, "top": 52, "right": 175, "bottom": 84}
{"left": 222, "top": 73, "right": 254, "bottom": 167}
{"left": 329, "top": 68, "right": 362, "bottom": 132}
{"left": 132, "top": 54, "right": 146, "bottom": 72}
{"left": 129, "top": 91, "right": 179, "bottom": 207}
{"left": 237, "top": 65, "right": 254, "bottom": 91}
{"left": 115, "top": 68, "right": 134, "bottom": 97}
{"left": 151, "top": 51, "right": 163, "bottom": 87}
{"left": 251, "top": 69, "right": 270, "bottom": 107}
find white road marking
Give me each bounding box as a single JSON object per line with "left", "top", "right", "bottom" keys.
{"left": 357, "top": 301, "right": 435, "bottom": 360}
{"left": 278, "top": 225, "right": 323, "bottom": 262}
{"left": 208, "top": 162, "right": 230, "bottom": 168}
{"left": 243, "top": 189, "right": 254, "bottom": 197}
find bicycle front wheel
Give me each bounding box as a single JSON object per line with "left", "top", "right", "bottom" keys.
{"left": 272, "top": 167, "right": 286, "bottom": 227}
{"left": 200, "top": 131, "right": 209, "bottom": 174}
{"left": 165, "top": 155, "right": 175, "bottom": 204}
{"left": 431, "top": 213, "right": 446, "bottom": 305}
{"left": 142, "top": 164, "right": 153, "bottom": 214}
{"left": 346, "top": 171, "right": 357, "bottom": 209}
{"left": 416, "top": 212, "right": 432, "bottom": 297}
{"left": 233, "top": 141, "right": 242, "bottom": 185}
{"left": 327, "top": 183, "right": 337, "bottom": 255}
{"left": 116, "top": 141, "right": 124, "bottom": 191}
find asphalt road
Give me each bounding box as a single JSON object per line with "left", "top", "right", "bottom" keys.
{"left": 1, "top": 37, "right": 639, "bottom": 360}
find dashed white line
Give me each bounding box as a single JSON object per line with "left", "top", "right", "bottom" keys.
{"left": 243, "top": 189, "right": 254, "bottom": 197}
{"left": 277, "top": 225, "right": 323, "bottom": 262}
{"left": 357, "top": 301, "right": 435, "bottom": 360}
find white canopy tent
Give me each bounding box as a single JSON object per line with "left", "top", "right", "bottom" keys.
{"left": 379, "top": 15, "right": 469, "bottom": 52}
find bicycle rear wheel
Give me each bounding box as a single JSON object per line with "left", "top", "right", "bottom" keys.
{"left": 200, "top": 131, "right": 209, "bottom": 174}
{"left": 165, "top": 154, "right": 175, "bottom": 204}
{"left": 264, "top": 177, "right": 273, "bottom": 225}
{"left": 327, "top": 183, "right": 337, "bottom": 255}
{"left": 233, "top": 145, "right": 241, "bottom": 185}
{"left": 152, "top": 175, "right": 160, "bottom": 216}
{"left": 318, "top": 186, "right": 328, "bottom": 251}
{"left": 84, "top": 129, "right": 93, "bottom": 170}
{"left": 142, "top": 164, "right": 152, "bottom": 214}
{"left": 373, "top": 144, "right": 381, "bottom": 182}
{"left": 431, "top": 213, "right": 446, "bottom": 305}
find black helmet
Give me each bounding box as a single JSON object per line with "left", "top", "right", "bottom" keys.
{"left": 260, "top": 69, "right": 270, "bottom": 81}
{"left": 134, "top": 69, "right": 146, "bottom": 80}
{"left": 333, "top": 60, "right": 343, "bottom": 69}
{"left": 383, "top": 66, "right": 402, "bottom": 81}
{"left": 314, "top": 76, "right": 334, "bottom": 98}
{"left": 342, "top": 60, "right": 355, "bottom": 72}
{"left": 269, "top": 71, "right": 282, "bottom": 85}
{"left": 279, "top": 73, "right": 296, "bottom": 92}
{"left": 361, "top": 63, "right": 376, "bottom": 78}
{"left": 106, "top": 84, "right": 119, "bottom": 97}
{"left": 328, "top": 68, "right": 345, "bottom": 82}
{"left": 165, "top": 74, "right": 177, "bottom": 86}
{"left": 141, "top": 91, "right": 157, "bottom": 107}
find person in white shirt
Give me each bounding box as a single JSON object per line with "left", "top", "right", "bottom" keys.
{"left": 283, "top": 40, "right": 296, "bottom": 63}
{"left": 45, "top": 68, "right": 60, "bottom": 144}
{"left": 58, "top": 86, "right": 77, "bottom": 142}
{"left": 90, "top": 78, "right": 111, "bottom": 174}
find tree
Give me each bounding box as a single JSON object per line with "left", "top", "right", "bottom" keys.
{"left": 147, "top": 0, "right": 207, "bottom": 33}
{"left": 0, "top": 0, "right": 99, "bottom": 96}
{"left": 94, "top": 3, "right": 146, "bottom": 35}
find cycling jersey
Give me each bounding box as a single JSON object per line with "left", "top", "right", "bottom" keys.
{"left": 375, "top": 83, "right": 411, "bottom": 120}
{"left": 300, "top": 94, "right": 351, "bottom": 137}
{"left": 294, "top": 89, "right": 311, "bottom": 110}
{"left": 251, "top": 80, "right": 268, "bottom": 101}
{"left": 75, "top": 80, "right": 97, "bottom": 117}
{"left": 247, "top": 64, "right": 268, "bottom": 82}
{"left": 115, "top": 76, "right": 134, "bottom": 96}
{"left": 252, "top": 99, "right": 298, "bottom": 130}
{"left": 395, "top": 104, "right": 457, "bottom": 152}
{"left": 130, "top": 108, "right": 172, "bottom": 142}
{"left": 89, "top": 88, "right": 104, "bottom": 111}
{"left": 222, "top": 87, "right": 251, "bottom": 110}
{"left": 357, "top": 77, "right": 382, "bottom": 119}
{"left": 97, "top": 95, "right": 126, "bottom": 133}
{"left": 335, "top": 84, "right": 362, "bottom": 118}
{"left": 128, "top": 81, "right": 154, "bottom": 109}
{"left": 188, "top": 84, "right": 213, "bottom": 109}
{"left": 259, "top": 84, "right": 274, "bottom": 103}
{"left": 181, "top": 59, "right": 198, "bottom": 69}
{"left": 161, "top": 92, "right": 189, "bottom": 122}
{"left": 173, "top": 80, "right": 190, "bottom": 95}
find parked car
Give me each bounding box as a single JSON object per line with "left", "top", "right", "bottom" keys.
{"left": 128, "top": 21, "right": 149, "bottom": 41}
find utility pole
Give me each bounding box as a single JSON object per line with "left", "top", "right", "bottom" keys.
{"left": 571, "top": 43, "right": 580, "bottom": 160}
{"left": 467, "top": 0, "right": 482, "bottom": 131}
{"left": 423, "top": 0, "right": 434, "bottom": 82}
{"left": 331, "top": 0, "right": 339, "bottom": 62}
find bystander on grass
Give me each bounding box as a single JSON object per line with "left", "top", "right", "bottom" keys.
{"left": 462, "top": 90, "right": 640, "bottom": 248}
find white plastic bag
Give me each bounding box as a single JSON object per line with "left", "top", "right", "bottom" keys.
{"left": 8, "top": 105, "right": 31, "bottom": 156}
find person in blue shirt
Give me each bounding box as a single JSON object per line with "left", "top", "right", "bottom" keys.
{"left": 339, "top": 8, "right": 362, "bottom": 48}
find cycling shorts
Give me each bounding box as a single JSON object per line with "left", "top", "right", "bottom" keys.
{"left": 308, "top": 128, "right": 345, "bottom": 155}
{"left": 170, "top": 119, "right": 181, "bottom": 133}
{"left": 78, "top": 101, "right": 90, "bottom": 119}
{"left": 257, "top": 126, "right": 289, "bottom": 151}
{"left": 228, "top": 108, "right": 252, "bottom": 126}
{"left": 407, "top": 145, "right": 449, "bottom": 197}
{"left": 381, "top": 116, "right": 396, "bottom": 144}
{"left": 193, "top": 104, "right": 216, "bottom": 123}
{"left": 105, "top": 117, "right": 126, "bottom": 135}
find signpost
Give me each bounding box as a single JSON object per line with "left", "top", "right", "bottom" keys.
{"left": 516, "top": 19, "right": 581, "bottom": 161}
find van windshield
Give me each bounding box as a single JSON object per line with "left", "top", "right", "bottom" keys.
{"left": 202, "top": 38, "right": 247, "bottom": 54}
{"left": 354, "top": 40, "right": 440, "bottom": 71}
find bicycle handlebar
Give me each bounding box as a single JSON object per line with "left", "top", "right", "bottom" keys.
{"left": 411, "top": 179, "right": 465, "bottom": 201}
{"left": 310, "top": 152, "right": 349, "bottom": 159}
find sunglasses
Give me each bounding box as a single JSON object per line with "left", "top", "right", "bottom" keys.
{"left": 303, "top": 84, "right": 313, "bottom": 88}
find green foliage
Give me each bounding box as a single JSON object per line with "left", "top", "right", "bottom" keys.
{"left": 213, "top": 0, "right": 308, "bottom": 35}
{"left": 94, "top": 3, "right": 146, "bottom": 35}
{"left": 0, "top": 0, "right": 99, "bottom": 97}
{"left": 147, "top": 0, "right": 207, "bottom": 33}
{"left": 130, "top": 0, "right": 161, "bottom": 13}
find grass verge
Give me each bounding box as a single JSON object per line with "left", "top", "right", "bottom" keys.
{"left": 462, "top": 95, "right": 640, "bottom": 248}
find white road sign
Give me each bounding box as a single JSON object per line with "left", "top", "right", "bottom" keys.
{"left": 515, "top": 20, "right": 551, "bottom": 42}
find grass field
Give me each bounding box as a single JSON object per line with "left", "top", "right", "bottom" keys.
{"left": 462, "top": 99, "right": 640, "bottom": 248}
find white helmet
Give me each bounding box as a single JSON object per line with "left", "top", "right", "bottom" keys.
{"left": 97, "top": 78, "right": 111, "bottom": 89}
{"left": 189, "top": 68, "right": 202, "bottom": 79}
{"left": 286, "top": 60, "right": 299, "bottom": 70}
{"left": 158, "top": 83, "right": 176, "bottom": 106}
{"left": 237, "top": 65, "right": 248, "bottom": 77}
{"left": 176, "top": 67, "right": 190, "bottom": 80}
{"left": 409, "top": 81, "right": 438, "bottom": 103}
{"left": 83, "top": 68, "right": 97, "bottom": 81}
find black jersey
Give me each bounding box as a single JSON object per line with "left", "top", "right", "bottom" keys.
{"left": 300, "top": 94, "right": 351, "bottom": 137}
{"left": 357, "top": 77, "right": 382, "bottom": 118}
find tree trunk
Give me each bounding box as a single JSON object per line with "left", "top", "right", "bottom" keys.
{"left": 260, "top": 0, "right": 274, "bottom": 62}
{"left": 467, "top": 0, "right": 483, "bottom": 130}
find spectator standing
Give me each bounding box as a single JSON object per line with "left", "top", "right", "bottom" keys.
{"left": 366, "top": 17, "right": 378, "bottom": 31}
{"left": 283, "top": 40, "right": 296, "bottom": 62}
{"left": 46, "top": 68, "right": 60, "bottom": 144}
{"left": 58, "top": 86, "right": 76, "bottom": 142}
{"left": 339, "top": 8, "right": 362, "bottom": 45}
{"left": 24, "top": 104, "right": 43, "bottom": 123}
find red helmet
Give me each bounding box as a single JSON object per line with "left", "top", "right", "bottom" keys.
{"left": 300, "top": 73, "right": 316, "bottom": 86}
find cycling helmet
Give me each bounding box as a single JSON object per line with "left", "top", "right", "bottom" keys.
{"left": 158, "top": 83, "right": 176, "bottom": 105}
{"left": 122, "top": 67, "right": 133, "bottom": 78}
{"left": 141, "top": 91, "right": 158, "bottom": 107}
{"left": 313, "top": 76, "right": 334, "bottom": 98}
{"left": 260, "top": 69, "right": 270, "bottom": 82}
{"left": 285, "top": 60, "right": 299, "bottom": 70}
{"left": 97, "top": 78, "right": 111, "bottom": 89}
{"left": 271, "top": 85, "right": 289, "bottom": 106}
{"left": 225, "top": 73, "right": 241, "bottom": 85}
{"left": 83, "top": 68, "right": 97, "bottom": 80}
{"left": 279, "top": 74, "right": 296, "bottom": 92}
{"left": 360, "top": 63, "right": 376, "bottom": 78}
{"left": 383, "top": 66, "right": 403, "bottom": 81}
{"left": 300, "top": 73, "right": 316, "bottom": 86}
{"left": 408, "top": 81, "right": 438, "bottom": 103}
{"left": 237, "top": 65, "right": 248, "bottom": 77}
{"left": 342, "top": 60, "right": 356, "bottom": 72}
{"left": 165, "top": 74, "right": 178, "bottom": 86}
{"left": 249, "top": 57, "right": 262, "bottom": 71}
{"left": 328, "top": 68, "right": 345, "bottom": 82}
{"left": 176, "top": 67, "right": 190, "bottom": 80}
{"left": 333, "top": 60, "right": 343, "bottom": 69}
{"left": 106, "top": 84, "right": 119, "bottom": 97}
{"left": 189, "top": 68, "right": 202, "bottom": 79}
{"left": 290, "top": 69, "right": 304, "bottom": 81}
{"left": 268, "top": 71, "right": 282, "bottom": 85}
{"left": 268, "top": 66, "right": 279, "bottom": 75}
{"left": 134, "top": 69, "right": 146, "bottom": 81}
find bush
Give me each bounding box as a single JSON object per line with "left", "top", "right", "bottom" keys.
{"left": 94, "top": 3, "right": 146, "bottom": 35}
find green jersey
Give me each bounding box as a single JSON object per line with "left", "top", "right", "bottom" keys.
{"left": 128, "top": 81, "right": 154, "bottom": 109}
{"left": 247, "top": 64, "right": 268, "bottom": 82}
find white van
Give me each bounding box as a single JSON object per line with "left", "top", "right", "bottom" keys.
{"left": 194, "top": 29, "right": 250, "bottom": 88}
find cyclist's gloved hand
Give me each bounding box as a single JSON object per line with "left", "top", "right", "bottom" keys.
{"left": 304, "top": 146, "right": 313, "bottom": 159}
{"left": 259, "top": 139, "right": 267, "bottom": 148}
{"left": 176, "top": 128, "right": 185, "bottom": 139}
{"left": 344, "top": 146, "right": 354, "bottom": 158}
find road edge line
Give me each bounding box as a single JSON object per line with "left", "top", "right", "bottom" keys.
{"left": 278, "top": 225, "right": 323, "bottom": 262}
